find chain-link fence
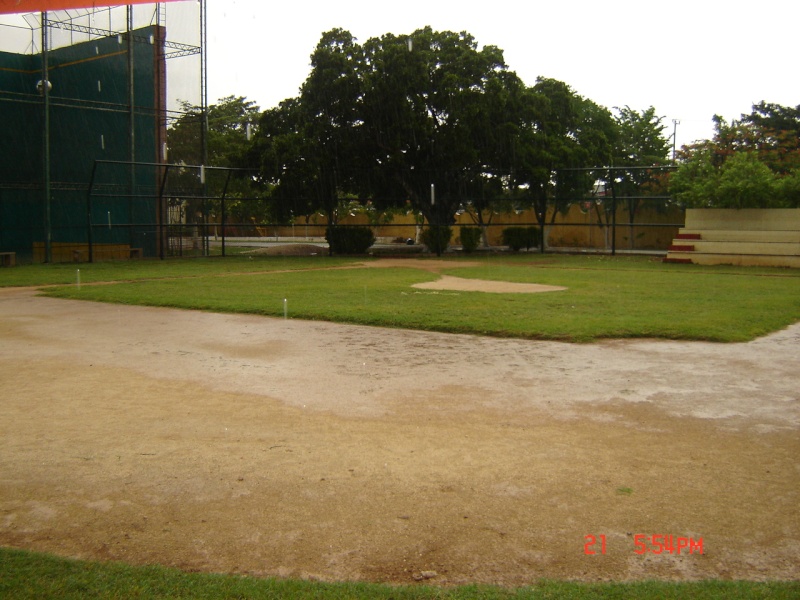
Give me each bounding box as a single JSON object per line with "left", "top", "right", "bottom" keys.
{"left": 3, "top": 161, "right": 685, "bottom": 263}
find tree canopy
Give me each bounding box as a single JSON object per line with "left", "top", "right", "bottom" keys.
{"left": 356, "top": 27, "right": 525, "bottom": 225}
{"left": 166, "top": 96, "right": 265, "bottom": 222}
{"left": 671, "top": 102, "right": 800, "bottom": 208}
{"left": 246, "top": 27, "right": 667, "bottom": 227}
{"left": 168, "top": 96, "right": 260, "bottom": 168}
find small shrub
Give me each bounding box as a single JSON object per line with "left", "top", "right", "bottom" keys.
{"left": 502, "top": 226, "right": 541, "bottom": 251}
{"left": 420, "top": 225, "right": 452, "bottom": 256}
{"left": 325, "top": 225, "right": 375, "bottom": 255}
{"left": 459, "top": 227, "right": 482, "bottom": 253}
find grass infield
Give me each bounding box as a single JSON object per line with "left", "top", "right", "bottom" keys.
{"left": 5, "top": 253, "right": 797, "bottom": 343}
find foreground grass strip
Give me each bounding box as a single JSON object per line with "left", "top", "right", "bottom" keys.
{"left": 0, "top": 255, "right": 361, "bottom": 287}
{"left": 1, "top": 548, "right": 798, "bottom": 600}
{"left": 39, "top": 256, "right": 800, "bottom": 342}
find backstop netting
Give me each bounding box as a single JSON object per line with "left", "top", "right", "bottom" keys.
{"left": 0, "top": 3, "right": 202, "bottom": 263}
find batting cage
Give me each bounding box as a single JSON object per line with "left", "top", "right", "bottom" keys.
{"left": 0, "top": 1, "right": 205, "bottom": 263}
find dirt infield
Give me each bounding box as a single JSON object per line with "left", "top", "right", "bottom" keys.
{"left": 0, "top": 280, "right": 798, "bottom": 586}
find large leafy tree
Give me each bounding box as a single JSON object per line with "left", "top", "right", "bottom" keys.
{"left": 250, "top": 26, "right": 548, "bottom": 236}
{"left": 357, "top": 27, "right": 528, "bottom": 227}
{"left": 447, "top": 57, "right": 540, "bottom": 239}
{"left": 522, "top": 77, "right": 584, "bottom": 227}
{"left": 249, "top": 26, "right": 653, "bottom": 240}
{"left": 167, "top": 96, "right": 263, "bottom": 222}
{"left": 249, "top": 29, "right": 363, "bottom": 226}
{"left": 612, "top": 106, "right": 671, "bottom": 168}
{"left": 741, "top": 101, "right": 800, "bottom": 174}
{"left": 251, "top": 98, "right": 316, "bottom": 222}
{"left": 671, "top": 102, "right": 800, "bottom": 208}
{"left": 168, "top": 96, "right": 260, "bottom": 168}
{"left": 518, "top": 78, "right": 616, "bottom": 228}
{"left": 609, "top": 106, "right": 671, "bottom": 220}
{"left": 671, "top": 139, "right": 787, "bottom": 209}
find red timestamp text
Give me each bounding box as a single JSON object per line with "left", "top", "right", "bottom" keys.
{"left": 584, "top": 534, "right": 703, "bottom": 555}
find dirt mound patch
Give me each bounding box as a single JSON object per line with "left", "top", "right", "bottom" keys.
{"left": 364, "top": 258, "right": 566, "bottom": 293}
{"left": 412, "top": 275, "right": 566, "bottom": 294}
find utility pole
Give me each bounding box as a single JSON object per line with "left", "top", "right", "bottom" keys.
{"left": 672, "top": 119, "right": 680, "bottom": 163}
{"left": 41, "top": 11, "right": 52, "bottom": 263}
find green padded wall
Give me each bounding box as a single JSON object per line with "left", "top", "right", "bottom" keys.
{"left": 0, "top": 25, "right": 165, "bottom": 261}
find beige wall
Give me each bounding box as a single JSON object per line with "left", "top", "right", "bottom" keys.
{"left": 685, "top": 208, "right": 800, "bottom": 232}
{"left": 261, "top": 204, "right": 684, "bottom": 251}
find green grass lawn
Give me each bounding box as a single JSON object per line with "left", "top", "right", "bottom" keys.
{"left": 0, "top": 255, "right": 358, "bottom": 287}
{"left": 9, "top": 253, "right": 798, "bottom": 342}
{"left": 2, "top": 547, "right": 798, "bottom": 600}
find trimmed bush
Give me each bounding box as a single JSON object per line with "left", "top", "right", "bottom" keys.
{"left": 502, "top": 226, "right": 541, "bottom": 251}
{"left": 325, "top": 225, "right": 375, "bottom": 255}
{"left": 459, "top": 226, "right": 482, "bottom": 253}
{"left": 420, "top": 225, "right": 452, "bottom": 256}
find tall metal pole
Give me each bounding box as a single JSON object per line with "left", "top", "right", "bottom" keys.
{"left": 41, "top": 12, "right": 52, "bottom": 263}
{"left": 200, "top": 0, "right": 209, "bottom": 255}
{"left": 86, "top": 161, "right": 97, "bottom": 263}
{"left": 430, "top": 183, "right": 435, "bottom": 219}
{"left": 127, "top": 5, "right": 135, "bottom": 250}
{"left": 200, "top": 0, "right": 208, "bottom": 163}
{"left": 220, "top": 170, "right": 232, "bottom": 257}
{"left": 610, "top": 171, "right": 617, "bottom": 257}
{"left": 157, "top": 164, "right": 171, "bottom": 260}
{"left": 672, "top": 119, "right": 680, "bottom": 163}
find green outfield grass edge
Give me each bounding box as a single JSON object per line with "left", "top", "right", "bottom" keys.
{"left": 1, "top": 547, "right": 799, "bottom": 600}
{"left": 17, "top": 254, "right": 800, "bottom": 343}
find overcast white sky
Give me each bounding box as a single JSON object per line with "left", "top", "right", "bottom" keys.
{"left": 0, "top": 0, "right": 794, "bottom": 149}
{"left": 205, "top": 0, "right": 798, "bottom": 150}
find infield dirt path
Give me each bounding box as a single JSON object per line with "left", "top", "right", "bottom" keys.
{"left": 0, "top": 272, "right": 798, "bottom": 585}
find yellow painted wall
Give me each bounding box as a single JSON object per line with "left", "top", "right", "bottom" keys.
{"left": 264, "top": 204, "right": 684, "bottom": 251}
{"left": 685, "top": 208, "right": 800, "bottom": 232}
{"left": 33, "top": 242, "right": 133, "bottom": 263}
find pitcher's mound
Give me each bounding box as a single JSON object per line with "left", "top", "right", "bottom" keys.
{"left": 412, "top": 275, "right": 566, "bottom": 294}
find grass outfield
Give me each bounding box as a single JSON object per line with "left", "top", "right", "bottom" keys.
{"left": 2, "top": 548, "right": 798, "bottom": 600}
{"left": 6, "top": 253, "right": 798, "bottom": 342}
{"left": 0, "top": 255, "right": 358, "bottom": 287}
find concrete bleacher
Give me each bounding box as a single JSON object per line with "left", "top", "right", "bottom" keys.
{"left": 664, "top": 209, "right": 800, "bottom": 268}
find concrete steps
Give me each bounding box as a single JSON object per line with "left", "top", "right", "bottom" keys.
{"left": 678, "top": 230, "right": 800, "bottom": 243}
{"left": 664, "top": 209, "right": 800, "bottom": 268}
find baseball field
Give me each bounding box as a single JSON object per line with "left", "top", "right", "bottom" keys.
{"left": 1, "top": 253, "right": 798, "bottom": 598}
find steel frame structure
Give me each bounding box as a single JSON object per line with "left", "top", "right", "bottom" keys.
{"left": 0, "top": 2, "right": 207, "bottom": 263}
